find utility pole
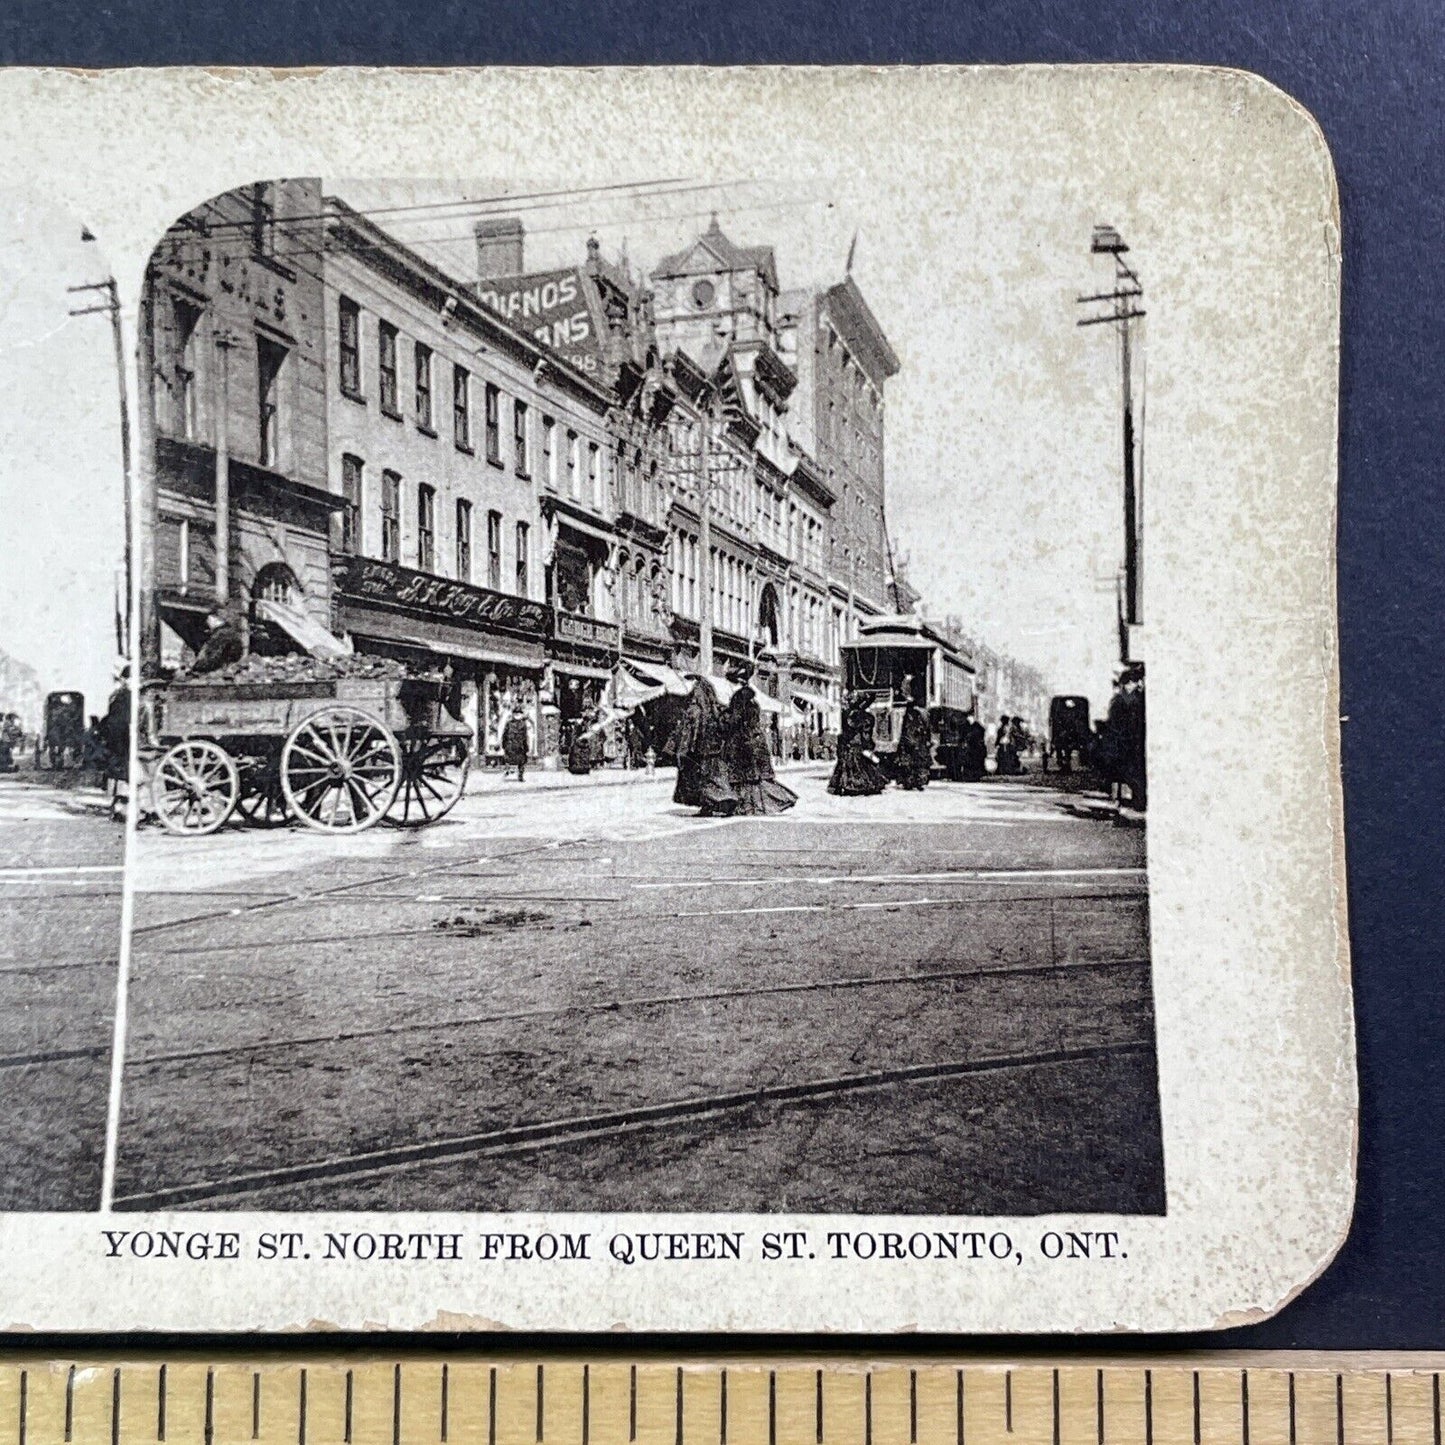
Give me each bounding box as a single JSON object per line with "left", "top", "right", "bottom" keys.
{"left": 67, "top": 276, "right": 133, "bottom": 654}
{"left": 695, "top": 386, "right": 719, "bottom": 677}
{"left": 1077, "top": 224, "right": 1146, "bottom": 661}
{"left": 135, "top": 274, "right": 160, "bottom": 675}
{"left": 213, "top": 327, "right": 239, "bottom": 604}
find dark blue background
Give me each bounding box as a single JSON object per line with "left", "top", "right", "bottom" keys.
{"left": 5, "top": 0, "right": 1441, "bottom": 1349}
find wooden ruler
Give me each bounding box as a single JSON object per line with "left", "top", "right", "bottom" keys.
{"left": 0, "top": 1359, "right": 1441, "bottom": 1445}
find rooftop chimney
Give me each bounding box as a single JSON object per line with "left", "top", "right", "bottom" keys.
{"left": 475, "top": 217, "right": 524, "bottom": 280}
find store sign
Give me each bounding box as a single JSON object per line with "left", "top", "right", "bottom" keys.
{"left": 554, "top": 609, "right": 621, "bottom": 652}
{"left": 476, "top": 268, "right": 602, "bottom": 377}
{"left": 337, "top": 557, "right": 550, "bottom": 638}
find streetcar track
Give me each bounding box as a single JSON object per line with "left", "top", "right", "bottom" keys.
{"left": 113, "top": 1039, "right": 1154, "bottom": 1208}
{"left": 121, "top": 955, "right": 1151, "bottom": 1070}
{"left": 0, "top": 955, "right": 117, "bottom": 975}
{"left": 0, "top": 1044, "right": 109, "bottom": 1069}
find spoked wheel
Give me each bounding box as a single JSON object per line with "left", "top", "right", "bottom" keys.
{"left": 386, "top": 733, "right": 470, "bottom": 827}
{"left": 234, "top": 769, "right": 291, "bottom": 828}
{"left": 280, "top": 706, "right": 401, "bottom": 833}
{"left": 151, "top": 739, "right": 239, "bottom": 836}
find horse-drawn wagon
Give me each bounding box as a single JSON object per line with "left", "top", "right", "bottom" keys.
{"left": 144, "top": 660, "right": 470, "bottom": 836}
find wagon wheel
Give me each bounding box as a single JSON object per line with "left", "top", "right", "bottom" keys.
{"left": 151, "top": 739, "right": 239, "bottom": 836}
{"left": 280, "top": 706, "right": 401, "bottom": 833}
{"left": 234, "top": 768, "right": 291, "bottom": 828}
{"left": 386, "top": 733, "right": 471, "bottom": 827}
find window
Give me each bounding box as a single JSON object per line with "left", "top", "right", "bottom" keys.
{"left": 256, "top": 336, "right": 287, "bottom": 468}
{"left": 515, "top": 521, "right": 529, "bottom": 596}
{"left": 417, "top": 483, "right": 436, "bottom": 572}
{"left": 566, "top": 431, "right": 579, "bottom": 498}
{"left": 338, "top": 296, "right": 362, "bottom": 397}
{"left": 487, "top": 510, "right": 502, "bottom": 590}
{"left": 513, "top": 400, "right": 529, "bottom": 475}
{"left": 378, "top": 320, "right": 399, "bottom": 417}
{"left": 485, "top": 383, "right": 501, "bottom": 464}
{"left": 340, "top": 454, "right": 363, "bottom": 554}
{"left": 381, "top": 470, "right": 400, "bottom": 563}
{"left": 588, "top": 443, "right": 601, "bottom": 509}
{"left": 250, "top": 182, "right": 275, "bottom": 257}
{"left": 455, "top": 499, "right": 472, "bottom": 582}
{"left": 541, "top": 416, "right": 556, "bottom": 489}
{"left": 453, "top": 365, "right": 471, "bottom": 449}
{"left": 173, "top": 297, "right": 203, "bottom": 440}
{"left": 414, "top": 343, "right": 433, "bottom": 430}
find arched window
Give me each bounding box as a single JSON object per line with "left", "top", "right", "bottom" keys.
{"left": 253, "top": 561, "right": 299, "bottom": 606}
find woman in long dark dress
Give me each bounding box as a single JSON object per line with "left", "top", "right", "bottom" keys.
{"left": 722, "top": 663, "right": 797, "bottom": 816}
{"left": 896, "top": 674, "right": 933, "bottom": 791}
{"left": 828, "top": 694, "right": 888, "bottom": 797}
{"left": 673, "top": 676, "right": 738, "bottom": 816}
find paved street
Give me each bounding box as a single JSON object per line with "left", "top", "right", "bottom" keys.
{"left": 116, "top": 767, "right": 1162, "bottom": 1214}
{"left": 0, "top": 775, "right": 123, "bottom": 1209}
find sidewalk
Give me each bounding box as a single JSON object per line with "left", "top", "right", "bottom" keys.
{"left": 0, "top": 771, "right": 116, "bottom": 816}
{"left": 465, "top": 758, "right": 828, "bottom": 796}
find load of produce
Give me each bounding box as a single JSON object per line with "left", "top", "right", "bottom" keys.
{"left": 175, "top": 653, "right": 441, "bottom": 685}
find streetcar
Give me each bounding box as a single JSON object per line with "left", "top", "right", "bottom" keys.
{"left": 839, "top": 615, "right": 977, "bottom": 780}
{"left": 1047, "top": 694, "right": 1092, "bottom": 773}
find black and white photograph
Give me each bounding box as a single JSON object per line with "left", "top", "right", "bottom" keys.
{"left": 0, "top": 193, "right": 129, "bottom": 1209}
{"left": 111, "top": 173, "right": 1161, "bottom": 1213}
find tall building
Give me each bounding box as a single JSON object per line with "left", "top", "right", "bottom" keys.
{"left": 140, "top": 179, "right": 340, "bottom": 670}
{"left": 780, "top": 277, "right": 901, "bottom": 627}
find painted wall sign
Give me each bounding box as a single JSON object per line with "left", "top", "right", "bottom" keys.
{"left": 476, "top": 268, "right": 602, "bottom": 376}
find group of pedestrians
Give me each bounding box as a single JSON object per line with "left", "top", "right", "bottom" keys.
{"left": 827, "top": 675, "right": 935, "bottom": 797}
{"left": 672, "top": 661, "right": 799, "bottom": 817}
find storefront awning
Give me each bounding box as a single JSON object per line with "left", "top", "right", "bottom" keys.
{"left": 254, "top": 597, "right": 351, "bottom": 659}
{"left": 341, "top": 601, "right": 545, "bottom": 669}
{"left": 625, "top": 660, "right": 692, "bottom": 697}
{"left": 552, "top": 659, "right": 614, "bottom": 682}
{"left": 553, "top": 512, "right": 616, "bottom": 549}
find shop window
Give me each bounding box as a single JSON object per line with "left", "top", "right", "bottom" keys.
{"left": 485, "top": 382, "right": 501, "bottom": 464}
{"left": 414, "top": 343, "right": 433, "bottom": 430}
{"left": 456, "top": 499, "right": 472, "bottom": 582}
{"left": 514, "top": 399, "right": 529, "bottom": 476}
{"left": 381, "top": 470, "right": 400, "bottom": 563}
{"left": 338, "top": 296, "right": 362, "bottom": 398}
{"left": 417, "top": 484, "right": 436, "bottom": 573}
{"left": 340, "top": 454, "right": 363, "bottom": 555}
{"left": 256, "top": 336, "right": 288, "bottom": 469}
{"left": 515, "top": 521, "right": 529, "bottom": 597}
{"left": 378, "top": 320, "right": 399, "bottom": 417}
{"left": 487, "top": 509, "right": 502, "bottom": 591}
{"left": 453, "top": 365, "right": 471, "bottom": 450}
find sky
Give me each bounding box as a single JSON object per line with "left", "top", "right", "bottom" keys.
{"left": 341, "top": 175, "right": 1137, "bottom": 709}
{"left": 0, "top": 190, "right": 126, "bottom": 712}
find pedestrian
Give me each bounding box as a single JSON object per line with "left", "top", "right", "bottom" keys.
{"left": 673, "top": 674, "right": 737, "bottom": 816}
{"left": 896, "top": 674, "right": 932, "bottom": 791}
{"left": 995, "top": 715, "right": 1021, "bottom": 777}
{"left": 567, "top": 708, "right": 597, "bottom": 776}
{"left": 501, "top": 703, "right": 530, "bottom": 782}
{"left": 961, "top": 717, "right": 987, "bottom": 781}
{"left": 627, "top": 715, "right": 648, "bottom": 770}
{"left": 827, "top": 692, "right": 888, "bottom": 797}
{"left": 1108, "top": 663, "right": 1147, "bottom": 810}
{"left": 722, "top": 661, "right": 797, "bottom": 815}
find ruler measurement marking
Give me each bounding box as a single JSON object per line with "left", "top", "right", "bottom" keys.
{"left": 721, "top": 1370, "right": 728, "bottom": 1445}
{"left": 298, "top": 1370, "right": 308, "bottom": 1445}
{"left": 1241, "top": 1371, "right": 1250, "bottom": 1445}
{"left": 771, "top": 1373, "right": 779, "bottom": 1445}
{"left": 1095, "top": 1371, "right": 1104, "bottom": 1445}
{"left": 17, "top": 1371, "right": 25, "bottom": 1445}
{"left": 110, "top": 1370, "right": 119, "bottom": 1445}
{"left": 536, "top": 1365, "right": 544, "bottom": 1444}
{"left": 203, "top": 1371, "right": 214, "bottom": 1445}
{"left": 864, "top": 1375, "right": 871, "bottom": 1445}
{"left": 252, "top": 1374, "right": 260, "bottom": 1441}
{"left": 1433, "top": 1375, "right": 1440, "bottom": 1445}
{"left": 1191, "top": 1373, "right": 1200, "bottom": 1445}
{"left": 629, "top": 1368, "right": 636, "bottom": 1443}
{"left": 1005, "top": 1374, "right": 1012, "bottom": 1434}
{"left": 157, "top": 1363, "right": 167, "bottom": 1441}
{"left": 956, "top": 1371, "right": 964, "bottom": 1445}
{"left": 1052, "top": 1371, "right": 1060, "bottom": 1445}
{"left": 344, "top": 1371, "right": 354, "bottom": 1444}
{"left": 392, "top": 1364, "right": 401, "bottom": 1445}
{"left": 1336, "top": 1375, "right": 1344, "bottom": 1445}
{"left": 1144, "top": 1371, "right": 1153, "bottom": 1445}
{"left": 911, "top": 1371, "right": 918, "bottom": 1445}
{"left": 580, "top": 1365, "right": 588, "bottom": 1445}
{"left": 488, "top": 1369, "right": 497, "bottom": 1445}
{"left": 1386, "top": 1374, "right": 1393, "bottom": 1445}
{"left": 816, "top": 1370, "right": 823, "bottom": 1445}
{"left": 674, "top": 1368, "right": 683, "bottom": 1445}
{"left": 64, "top": 1367, "right": 74, "bottom": 1442}
{"left": 1288, "top": 1374, "right": 1296, "bottom": 1445}
{"left": 441, "top": 1367, "right": 449, "bottom": 1445}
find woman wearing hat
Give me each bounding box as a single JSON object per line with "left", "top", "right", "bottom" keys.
{"left": 722, "top": 661, "right": 797, "bottom": 815}
{"left": 673, "top": 674, "right": 737, "bottom": 816}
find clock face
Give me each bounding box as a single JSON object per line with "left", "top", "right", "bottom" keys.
{"left": 692, "top": 278, "right": 716, "bottom": 309}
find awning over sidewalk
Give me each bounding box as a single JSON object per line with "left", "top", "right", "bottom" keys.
{"left": 254, "top": 597, "right": 352, "bottom": 659}
{"left": 622, "top": 660, "right": 692, "bottom": 697}
{"left": 341, "top": 602, "right": 545, "bottom": 669}
{"left": 552, "top": 659, "right": 614, "bottom": 682}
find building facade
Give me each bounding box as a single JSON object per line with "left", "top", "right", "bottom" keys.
{"left": 141, "top": 178, "right": 341, "bottom": 668}
{"left": 321, "top": 198, "right": 620, "bottom": 763}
